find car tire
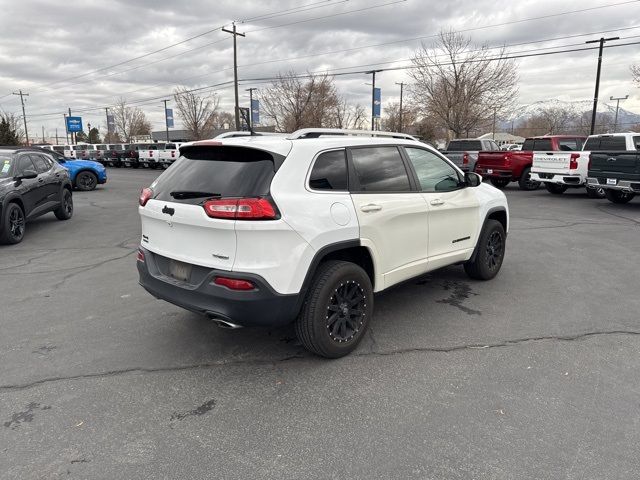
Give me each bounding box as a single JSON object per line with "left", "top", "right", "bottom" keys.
{"left": 464, "top": 220, "right": 506, "bottom": 281}
{"left": 490, "top": 178, "right": 510, "bottom": 189}
{"left": 295, "top": 260, "right": 373, "bottom": 358}
{"left": 518, "top": 167, "right": 541, "bottom": 191}
{"left": 54, "top": 189, "right": 73, "bottom": 220}
{"left": 604, "top": 189, "right": 635, "bottom": 204}
{"left": 75, "top": 171, "right": 98, "bottom": 191}
{"left": 0, "top": 202, "right": 26, "bottom": 244}
{"left": 544, "top": 183, "right": 568, "bottom": 194}
{"left": 586, "top": 186, "right": 606, "bottom": 199}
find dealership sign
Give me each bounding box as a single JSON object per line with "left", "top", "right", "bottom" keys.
{"left": 66, "top": 116, "right": 83, "bottom": 133}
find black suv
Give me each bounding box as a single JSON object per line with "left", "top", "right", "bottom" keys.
{"left": 0, "top": 147, "right": 74, "bottom": 244}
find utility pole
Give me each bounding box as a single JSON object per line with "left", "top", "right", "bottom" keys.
{"left": 222, "top": 23, "right": 245, "bottom": 131}
{"left": 245, "top": 88, "right": 257, "bottom": 128}
{"left": 55, "top": 128, "right": 59, "bottom": 145}
{"left": 12, "top": 90, "right": 29, "bottom": 145}
{"left": 609, "top": 95, "right": 628, "bottom": 132}
{"left": 395, "top": 82, "right": 405, "bottom": 132}
{"left": 492, "top": 108, "right": 497, "bottom": 140}
{"left": 162, "top": 99, "right": 170, "bottom": 142}
{"left": 586, "top": 37, "right": 619, "bottom": 135}
{"left": 105, "top": 107, "right": 110, "bottom": 140}
{"left": 367, "top": 70, "right": 382, "bottom": 131}
{"left": 68, "top": 108, "right": 75, "bottom": 145}
{"left": 42, "top": 126, "right": 45, "bottom": 143}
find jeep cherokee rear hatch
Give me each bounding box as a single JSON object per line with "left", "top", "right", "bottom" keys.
{"left": 139, "top": 143, "right": 286, "bottom": 271}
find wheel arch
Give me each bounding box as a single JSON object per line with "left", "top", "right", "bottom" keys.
{"left": 0, "top": 195, "right": 25, "bottom": 232}
{"left": 468, "top": 207, "right": 508, "bottom": 264}
{"left": 294, "top": 240, "right": 376, "bottom": 315}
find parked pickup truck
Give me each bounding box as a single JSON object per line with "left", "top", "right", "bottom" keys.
{"left": 138, "top": 143, "right": 164, "bottom": 169}
{"left": 158, "top": 142, "right": 182, "bottom": 169}
{"left": 475, "top": 135, "right": 586, "bottom": 191}
{"left": 441, "top": 138, "right": 499, "bottom": 172}
{"left": 586, "top": 133, "right": 640, "bottom": 204}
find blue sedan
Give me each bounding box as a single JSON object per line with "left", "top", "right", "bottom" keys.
{"left": 35, "top": 148, "right": 107, "bottom": 191}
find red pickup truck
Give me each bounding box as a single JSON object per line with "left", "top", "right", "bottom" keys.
{"left": 474, "top": 135, "right": 586, "bottom": 190}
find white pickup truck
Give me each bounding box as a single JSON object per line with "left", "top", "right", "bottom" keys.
{"left": 158, "top": 142, "right": 182, "bottom": 168}
{"left": 138, "top": 143, "right": 164, "bottom": 169}
{"left": 533, "top": 134, "right": 640, "bottom": 198}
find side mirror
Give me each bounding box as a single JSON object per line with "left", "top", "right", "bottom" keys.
{"left": 465, "top": 172, "right": 482, "bottom": 187}
{"left": 15, "top": 169, "right": 38, "bottom": 180}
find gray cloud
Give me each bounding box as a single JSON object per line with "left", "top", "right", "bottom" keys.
{"left": 0, "top": 0, "right": 638, "bottom": 139}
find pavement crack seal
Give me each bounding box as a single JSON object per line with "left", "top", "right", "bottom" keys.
{"left": 1, "top": 331, "right": 639, "bottom": 392}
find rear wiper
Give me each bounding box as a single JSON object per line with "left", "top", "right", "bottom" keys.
{"left": 170, "top": 191, "right": 221, "bottom": 199}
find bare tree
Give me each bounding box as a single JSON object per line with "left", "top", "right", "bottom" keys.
{"left": 331, "top": 100, "right": 367, "bottom": 129}
{"left": 0, "top": 112, "right": 24, "bottom": 145}
{"left": 381, "top": 102, "right": 419, "bottom": 132}
{"left": 111, "top": 98, "right": 151, "bottom": 142}
{"left": 515, "top": 106, "right": 576, "bottom": 136}
{"left": 574, "top": 111, "right": 614, "bottom": 136}
{"left": 632, "top": 64, "right": 640, "bottom": 85}
{"left": 409, "top": 30, "right": 518, "bottom": 138}
{"left": 173, "top": 87, "right": 219, "bottom": 140}
{"left": 208, "top": 111, "right": 235, "bottom": 130}
{"left": 260, "top": 72, "right": 342, "bottom": 132}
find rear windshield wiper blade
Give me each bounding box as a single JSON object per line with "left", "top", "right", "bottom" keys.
{"left": 170, "top": 191, "right": 221, "bottom": 199}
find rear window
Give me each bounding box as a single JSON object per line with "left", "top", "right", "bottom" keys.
{"left": 151, "top": 146, "right": 277, "bottom": 204}
{"left": 309, "top": 150, "right": 348, "bottom": 191}
{"left": 521, "top": 138, "right": 553, "bottom": 151}
{"left": 447, "top": 140, "right": 482, "bottom": 151}
{"left": 111, "top": 145, "right": 124, "bottom": 151}
{"left": 584, "top": 136, "right": 628, "bottom": 151}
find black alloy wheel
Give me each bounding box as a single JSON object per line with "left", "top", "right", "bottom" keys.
{"left": 518, "top": 167, "right": 541, "bottom": 191}
{"left": 326, "top": 280, "right": 367, "bottom": 343}
{"left": 604, "top": 189, "right": 635, "bottom": 204}
{"left": 490, "top": 178, "right": 510, "bottom": 189}
{"left": 485, "top": 230, "right": 504, "bottom": 272}
{"left": 76, "top": 171, "right": 98, "bottom": 191}
{"left": 586, "top": 186, "right": 606, "bottom": 199}
{"left": 464, "top": 219, "right": 506, "bottom": 280}
{"left": 0, "top": 203, "right": 26, "bottom": 244}
{"left": 54, "top": 189, "right": 74, "bottom": 220}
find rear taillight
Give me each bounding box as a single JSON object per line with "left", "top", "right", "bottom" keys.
{"left": 213, "top": 277, "right": 255, "bottom": 291}
{"left": 504, "top": 151, "right": 512, "bottom": 167}
{"left": 171, "top": 151, "right": 175, "bottom": 158}
{"left": 149, "top": 150, "right": 154, "bottom": 158}
{"left": 569, "top": 153, "right": 579, "bottom": 170}
{"left": 137, "top": 249, "right": 145, "bottom": 263}
{"left": 139, "top": 187, "right": 153, "bottom": 206}
{"left": 203, "top": 198, "right": 277, "bottom": 220}
{"left": 462, "top": 152, "right": 469, "bottom": 165}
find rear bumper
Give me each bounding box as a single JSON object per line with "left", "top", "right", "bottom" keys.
{"left": 137, "top": 246, "right": 300, "bottom": 327}
{"left": 531, "top": 172, "right": 584, "bottom": 185}
{"left": 475, "top": 166, "right": 513, "bottom": 179}
{"left": 587, "top": 177, "right": 640, "bottom": 192}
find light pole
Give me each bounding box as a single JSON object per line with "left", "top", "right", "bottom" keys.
{"left": 222, "top": 23, "right": 246, "bottom": 131}
{"left": 585, "top": 36, "right": 619, "bottom": 135}
{"left": 162, "top": 99, "right": 170, "bottom": 142}
{"left": 245, "top": 88, "right": 257, "bottom": 129}
{"left": 366, "top": 70, "right": 382, "bottom": 131}
{"left": 395, "top": 82, "right": 405, "bottom": 132}
{"left": 609, "top": 95, "right": 628, "bottom": 132}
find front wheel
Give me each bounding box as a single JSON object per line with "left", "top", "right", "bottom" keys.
{"left": 0, "top": 202, "right": 26, "bottom": 244}
{"left": 295, "top": 261, "right": 373, "bottom": 358}
{"left": 544, "top": 183, "right": 568, "bottom": 194}
{"left": 464, "top": 220, "right": 506, "bottom": 281}
{"left": 54, "top": 189, "right": 73, "bottom": 220}
{"left": 604, "top": 189, "right": 635, "bottom": 204}
{"left": 519, "top": 167, "right": 541, "bottom": 191}
{"left": 490, "top": 178, "right": 510, "bottom": 189}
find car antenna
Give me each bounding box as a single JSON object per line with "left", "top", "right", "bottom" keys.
{"left": 238, "top": 108, "right": 256, "bottom": 136}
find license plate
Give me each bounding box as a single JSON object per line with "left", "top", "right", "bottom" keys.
{"left": 169, "top": 260, "right": 192, "bottom": 282}
{"left": 487, "top": 169, "right": 493, "bottom": 174}
{"left": 607, "top": 178, "right": 617, "bottom": 185}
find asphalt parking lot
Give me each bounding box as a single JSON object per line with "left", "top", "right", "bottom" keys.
{"left": 1, "top": 168, "right": 640, "bottom": 479}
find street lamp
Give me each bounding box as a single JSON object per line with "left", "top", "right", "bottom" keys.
{"left": 609, "top": 95, "right": 628, "bottom": 132}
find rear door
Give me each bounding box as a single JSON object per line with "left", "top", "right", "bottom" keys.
{"left": 348, "top": 146, "right": 429, "bottom": 287}
{"left": 403, "top": 147, "right": 480, "bottom": 261}
{"left": 29, "top": 154, "right": 59, "bottom": 202}
{"left": 141, "top": 145, "right": 279, "bottom": 271}
{"left": 13, "top": 155, "right": 45, "bottom": 215}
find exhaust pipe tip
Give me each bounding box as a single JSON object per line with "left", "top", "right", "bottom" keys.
{"left": 209, "top": 317, "right": 243, "bottom": 329}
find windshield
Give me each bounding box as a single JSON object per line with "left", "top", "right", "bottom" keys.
{"left": 0, "top": 155, "right": 13, "bottom": 178}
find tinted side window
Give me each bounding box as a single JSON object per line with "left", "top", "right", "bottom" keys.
{"left": 309, "top": 150, "right": 348, "bottom": 191}
{"left": 405, "top": 148, "right": 462, "bottom": 192}
{"left": 558, "top": 139, "right": 578, "bottom": 151}
{"left": 350, "top": 147, "right": 411, "bottom": 192}
{"left": 584, "top": 136, "right": 627, "bottom": 151}
{"left": 30, "top": 154, "right": 50, "bottom": 173}
{"left": 15, "top": 155, "right": 36, "bottom": 175}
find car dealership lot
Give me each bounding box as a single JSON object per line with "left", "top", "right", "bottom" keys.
{"left": 1, "top": 169, "right": 639, "bottom": 479}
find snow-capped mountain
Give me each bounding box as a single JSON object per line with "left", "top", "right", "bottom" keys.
{"left": 504, "top": 99, "right": 640, "bottom": 130}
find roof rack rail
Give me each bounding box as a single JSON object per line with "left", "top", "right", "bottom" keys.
{"left": 287, "top": 128, "right": 418, "bottom": 141}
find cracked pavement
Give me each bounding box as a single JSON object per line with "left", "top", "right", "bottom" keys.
{"left": 1, "top": 170, "right": 639, "bottom": 479}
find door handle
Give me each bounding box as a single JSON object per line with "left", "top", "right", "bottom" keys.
{"left": 430, "top": 199, "right": 445, "bottom": 206}
{"left": 38, "top": 178, "right": 44, "bottom": 183}
{"left": 360, "top": 204, "right": 382, "bottom": 212}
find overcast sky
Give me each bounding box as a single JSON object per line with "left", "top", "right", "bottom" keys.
{"left": 0, "top": 0, "right": 638, "bottom": 140}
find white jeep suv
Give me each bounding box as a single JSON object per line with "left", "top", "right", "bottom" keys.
{"left": 137, "top": 129, "right": 509, "bottom": 358}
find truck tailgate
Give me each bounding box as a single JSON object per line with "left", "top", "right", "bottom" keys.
{"left": 532, "top": 152, "right": 572, "bottom": 174}
{"left": 589, "top": 152, "right": 640, "bottom": 179}
{"left": 476, "top": 152, "right": 508, "bottom": 167}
